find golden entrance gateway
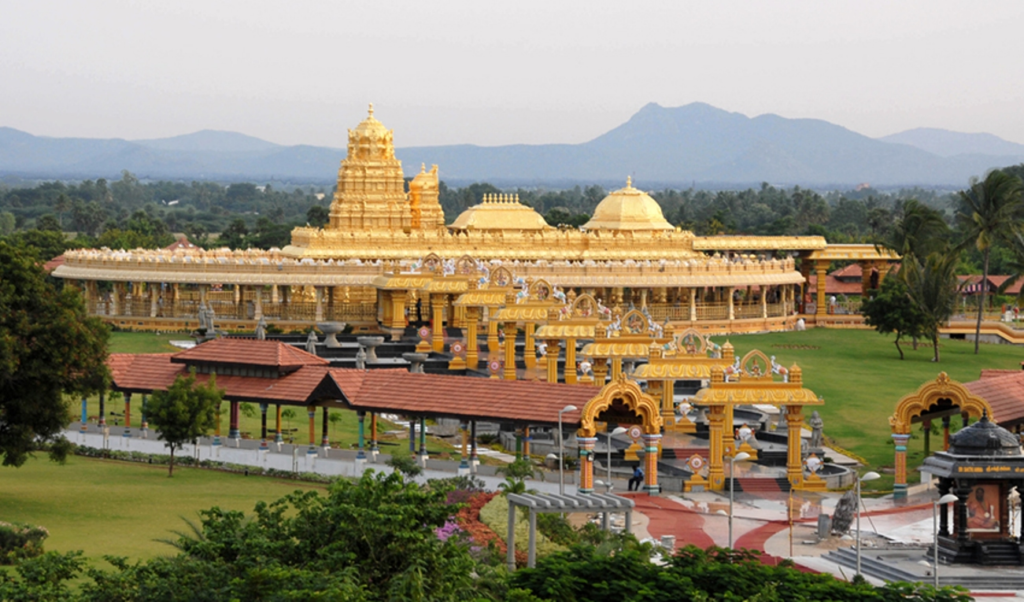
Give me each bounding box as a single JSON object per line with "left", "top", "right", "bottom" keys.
{"left": 51, "top": 105, "right": 894, "bottom": 334}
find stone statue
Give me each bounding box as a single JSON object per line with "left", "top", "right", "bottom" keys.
{"left": 305, "top": 330, "right": 318, "bottom": 355}
{"left": 355, "top": 347, "right": 367, "bottom": 370}
{"left": 831, "top": 489, "right": 858, "bottom": 535}
{"left": 809, "top": 410, "right": 824, "bottom": 452}
{"left": 197, "top": 302, "right": 210, "bottom": 332}
{"left": 255, "top": 316, "right": 267, "bottom": 340}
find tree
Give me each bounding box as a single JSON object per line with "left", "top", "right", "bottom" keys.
{"left": 306, "top": 204, "right": 330, "bottom": 228}
{"left": 901, "top": 252, "right": 960, "bottom": 362}
{"left": 0, "top": 211, "right": 16, "bottom": 236}
{"left": 217, "top": 218, "right": 248, "bottom": 249}
{"left": 0, "top": 242, "right": 109, "bottom": 467}
{"left": 35, "top": 214, "right": 61, "bottom": 232}
{"left": 955, "top": 170, "right": 1024, "bottom": 353}
{"left": 881, "top": 199, "right": 949, "bottom": 259}
{"left": 145, "top": 370, "right": 222, "bottom": 476}
{"left": 861, "top": 275, "right": 925, "bottom": 360}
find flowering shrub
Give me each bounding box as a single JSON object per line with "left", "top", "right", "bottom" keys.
{"left": 0, "top": 521, "right": 48, "bottom": 564}
{"left": 434, "top": 519, "right": 463, "bottom": 542}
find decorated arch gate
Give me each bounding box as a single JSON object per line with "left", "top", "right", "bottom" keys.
{"left": 578, "top": 375, "right": 664, "bottom": 494}
{"left": 889, "top": 372, "right": 993, "bottom": 498}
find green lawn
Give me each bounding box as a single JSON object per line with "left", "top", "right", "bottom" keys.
{"left": 726, "top": 329, "right": 1023, "bottom": 487}
{"left": 109, "top": 332, "right": 181, "bottom": 354}
{"left": 0, "top": 456, "right": 323, "bottom": 563}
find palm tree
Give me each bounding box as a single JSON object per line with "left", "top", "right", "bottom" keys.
{"left": 955, "top": 170, "right": 1024, "bottom": 353}
{"left": 880, "top": 199, "right": 949, "bottom": 259}
{"left": 901, "top": 252, "right": 960, "bottom": 362}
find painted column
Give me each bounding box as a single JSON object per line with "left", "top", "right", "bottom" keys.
{"left": 370, "top": 413, "right": 379, "bottom": 456}
{"left": 465, "top": 308, "right": 479, "bottom": 369}
{"left": 723, "top": 405, "right": 735, "bottom": 457}
{"left": 727, "top": 287, "right": 735, "bottom": 321}
{"left": 409, "top": 417, "right": 416, "bottom": 453}
{"left": 150, "top": 283, "right": 159, "bottom": 318}
{"left": 611, "top": 357, "right": 622, "bottom": 381}
{"left": 141, "top": 394, "right": 148, "bottom": 435}
{"left": 565, "top": 338, "right": 577, "bottom": 385}
{"left": 503, "top": 321, "right": 517, "bottom": 380}
{"left": 942, "top": 416, "right": 951, "bottom": 451}
{"left": 110, "top": 282, "right": 121, "bottom": 315}
{"left": 577, "top": 436, "right": 597, "bottom": 494}
{"left": 522, "top": 426, "right": 531, "bottom": 457}
{"left": 642, "top": 432, "right": 662, "bottom": 495}
{"left": 315, "top": 287, "right": 324, "bottom": 323}
{"left": 229, "top": 401, "right": 240, "bottom": 440}
{"left": 661, "top": 381, "right": 675, "bottom": 423}
{"left": 785, "top": 405, "right": 804, "bottom": 488}
{"left": 307, "top": 410, "right": 317, "bottom": 455}
{"left": 275, "top": 404, "right": 283, "bottom": 444}
{"left": 761, "top": 286, "right": 768, "bottom": 319}
{"left": 892, "top": 433, "right": 911, "bottom": 499}
{"left": 80, "top": 397, "right": 88, "bottom": 433}
{"left": 487, "top": 318, "right": 500, "bottom": 355}
{"left": 213, "top": 401, "right": 222, "bottom": 446}
{"left": 546, "top": 339, "right": 560, "bottom": 383}
{"left": 419, "top": 417, "right": 428, "bottom": 460}
{"left": 592, "top": 358, "right": 608, "bottom": 387}
{"left": 689, "top": 288, "right": 697, "bottom": 322}
{"left": 259, "top": 403, "right": 269, "bottom": 450}
{"left": 271, "top": 284, "right": 279, "bottom": 304}
{"left": 523, "top": 322, "right": 536, "bottom": 369}
{"left": 459, "top": 422, "right": 470, "bottom": 474}
{"left": 321, "top": 407, "right": 330, "bottom": 448}
{"left": 356, "top": 411, "right": 366, "bottom": 460}
{"left": 815, "top": 260, "right": 828, "bottom": 320}
{"left": 98, "top": 391, "right": 107, "bottom": 427}
{"left": 432, "top": 294, "right": 445, "bottom": 353}
{"left": 123, "top": 392, "right": 132, "bottom": 438}
{"left": 253, "top": 285, "right": 263, "bottom": 321}
{"left": 470, "top": 421, "right": 479, "bottom": 470}
{"left": 923, "top": 419, "right": 931, "bottom": 457}
{"left": 707, "top": 405, "right": 725, "bottom": 490}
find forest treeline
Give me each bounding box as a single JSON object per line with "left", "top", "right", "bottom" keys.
{"left": 1, "top": 166, "right": 1022, "bottom": 276}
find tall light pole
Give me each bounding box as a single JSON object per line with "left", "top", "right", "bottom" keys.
{"left": 558, "top": 404, "right": 578, "bottom": 496}
{"left": 933, "top": 493, "right": 958, "bottom": 589}
{"left": 855, "top": 471, "right": 881, "bottom": 577}
{"left": 606, "top": 426, "right": 627, "bottom": 493}
{"left": 728, "top": 451, "right": 751, "bottom": 549}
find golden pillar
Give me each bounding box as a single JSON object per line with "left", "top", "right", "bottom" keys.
{"left": 577, "top": 436, "right": 596, "bottom": 493}
{"left": 785, "top": 405, "right": 805, "bottom": 488}
{"left": 271, "top": 284, "right": 279, "bottom": 304}
{"left": 431, "top": 294, "right": 445, "bottom": 353}
{"left": 465, "top": 308, "right": 479, "bottom": 369}
{"left": 315, "top": 287, "right": 324, "bottom": 322}
{"left": 564, "top": 338, "right": 577, "bottom": 385}
{"left": 689, "top": 288, "right": 697, "bottom": 321}
{"left": 861, "top": 261, "right": 873, "bottom": 296}
{"left": 487, "top": 317, "right": 500, "bottom": 355}
{"left": 642, "top": 433, "right": 662, "bottom": 494}
{"left": 592, "top": 357, "right": 608, "bottom": 387}
{"left": 727, "top": 287, "right": 735, "bottom": 321}
{"left": 761, "top": 286, "right": 768, "bottom": 319}
{"left": 707, "top": 405, "right": 726, "bottom": 490}
{"left": 389, "top": 291, "right": 407, "bottom": 330}
{"left": 522, "top": 426, "right": 530, "bottom": 457}
{"left": 610, "top": 357, "right": 622, "bottom": 381}
{"left": 503, "top": 321, "right": 517, "bottom": 380}
{"left": 149, "top": 283, "right": 159, "bottom": 318}
{"left": 815, "top": 259, "right": 829, "bottom": 320}
{"left": 253, "top": 285, "right": 263, "bottom": 320}
{"left": 661, "top": 380, "right": 675, "bottom": 423}
{"left": 724, "top": 405, "right": 735, "bottom": 457}
{"left": 523, "top": 322, "right": 536, "bottom": 369}
{"left": 893, "top": 433, "right": 911, "bottom": 496}
{"left": 546, "top": 338, "right": 560, "bottom": 383}
{"left": 381, "top": 291, "right": 394, "bottom": 327}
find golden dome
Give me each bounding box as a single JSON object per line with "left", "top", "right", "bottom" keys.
{"left": 449, "top": 194, "right": 552, "bottom": 231}
{"left": 352, "top": 103, "right": 389, "bottom": 138}
{"left": 583, "top": 177, "right": 673, "bottom": 231}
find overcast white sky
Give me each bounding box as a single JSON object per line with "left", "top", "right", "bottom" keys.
{"left": 2, "top": 1, "right": 1023, "bottom": 147}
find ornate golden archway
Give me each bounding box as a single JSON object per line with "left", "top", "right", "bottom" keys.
{"left": 888, "top": 372, "right": 993, "bottom": 497}
{"left": 578, "top": 374, "right": 663, "bottom": 494}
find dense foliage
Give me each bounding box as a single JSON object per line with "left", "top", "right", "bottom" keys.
{"left": 0, "top": 242, "right": 109, "bottom": 467}
{"left": 144, "top": 371, "right": 223, "bottom": 476}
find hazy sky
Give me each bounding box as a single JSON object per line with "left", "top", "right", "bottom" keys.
{"left": 3, "top": 1, "right": 1023, "bottom": 147}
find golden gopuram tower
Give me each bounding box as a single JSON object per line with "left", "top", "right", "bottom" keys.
{"left": 329, "top": 104, "right": 444, "bottom": 232}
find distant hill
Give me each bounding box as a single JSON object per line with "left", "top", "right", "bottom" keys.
{"left": 1, "top": 104, "right": 1022, "bottom": 187}
{"left": 878, "top": 127, "right": 1024, "bottom": 159}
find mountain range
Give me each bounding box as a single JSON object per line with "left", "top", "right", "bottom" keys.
{"left": 2, "top": 103, "right": 1023, "bottom": 188}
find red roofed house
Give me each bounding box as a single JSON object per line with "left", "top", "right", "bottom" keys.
{"left": 965, "top": 367, "right": 1024, "bottom": 432}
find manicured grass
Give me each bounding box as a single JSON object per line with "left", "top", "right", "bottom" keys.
{"left": 0, "top": 455, "right": 323, "bottom": 563}
{"left": 109, "top": 332, "right": 181, "bottom": 354}
{"left": 726, "top": 329, "right": 1023, "bottom": 486}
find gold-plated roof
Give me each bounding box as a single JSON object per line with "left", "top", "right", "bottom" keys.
{"left": 633, "top": 363, "right": 718, "bottom": 380}
{"left": 581, "top": 342, "right": 654, "bottom": 358}
{"left": 351, "top": 103, "right": 389, "bottom": 139}
{"left": 371, "top": 274, "right": 434, "bottom": 290}
{"left": 493, "top": 306, "right": 553, "bottom": 322}
{"left": 449, "top": 194, "right": 552, "bottom": 231}
{"left": 693, "top": 385, "right": 823, "bottom": 406}
{"left": 534, "top": 324, "right": 597, "bottom": 339}
{"left": 583, "top": 177, "right": 674, "bottom": 231}
{"left": 454, "top": 290, "right": 512, "bottom": 307}
{"left": 807, "top": 244, "right": 900, "bottom": 261}
{"left": 692, "top": 236, "right": 827, "bottom": 251}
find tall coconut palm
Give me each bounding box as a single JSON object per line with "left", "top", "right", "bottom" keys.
{"left": 901, "top": 252, "right": 960, "bottom": 362}
{"left": 955, "top": 170, "right": 1024, "bottom": 353}
{"left": 881, "top": 199, "right": 950, "bottom": 259}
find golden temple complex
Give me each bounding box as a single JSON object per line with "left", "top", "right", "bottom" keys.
{"left": 53, "top": 105, "right": 895, "bottom": 336}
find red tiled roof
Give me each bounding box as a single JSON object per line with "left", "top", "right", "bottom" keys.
{"left": 957, "top": 275, "right": 1023, "bottom": 295}
{"left": 165, "top": 236, "right": 198, "bottom": 252}
{"left": 806, "top": 275, "right": 864, "bottom": 296}
{"left": 43, "top": 254, "right": 66, "bottom": 272}
{"left": 171, "top": 338, "right": 328, "bottom": 370}
{"left": 830, "top": 264, "right": 864, "bottom": 279}
{"left": 329, "top": 369, "right": 590, "bottom": 425}
{"left": 965, "top": 370, "right": 1024, "bottom": 427}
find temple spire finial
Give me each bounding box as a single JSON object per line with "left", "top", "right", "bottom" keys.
{"left": 368, "top": 103, "right": 374, "bottom": 117}
{"left": 626, "top": 175, "right": 632, "bottom": 188}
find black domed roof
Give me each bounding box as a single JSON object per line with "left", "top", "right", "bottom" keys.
{"left": 948, "top": 412, "right": 1021, "bottom": 457}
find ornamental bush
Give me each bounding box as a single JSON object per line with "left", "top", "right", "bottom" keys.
{"left": 0, "top": 521, "right": 48, "bottom": 564}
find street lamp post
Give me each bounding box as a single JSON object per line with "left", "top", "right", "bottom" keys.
{"left": 606, "top": 426, "right": 627, "bottom": 493}
{"left": 933, "top": 493, "right": 959, "bottom": 589}
{"left": 855, "top": 471, "right": 881, "bottom": 577}
{"left": 558, "top": 405, "right": 578, "bottom": 496}
{"left": 728, "top": 452, "right": 751, "bottom": 549}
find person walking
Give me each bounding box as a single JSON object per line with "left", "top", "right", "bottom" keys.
{"left": 628, "top": 465, "right": 644, "bottom": 491}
